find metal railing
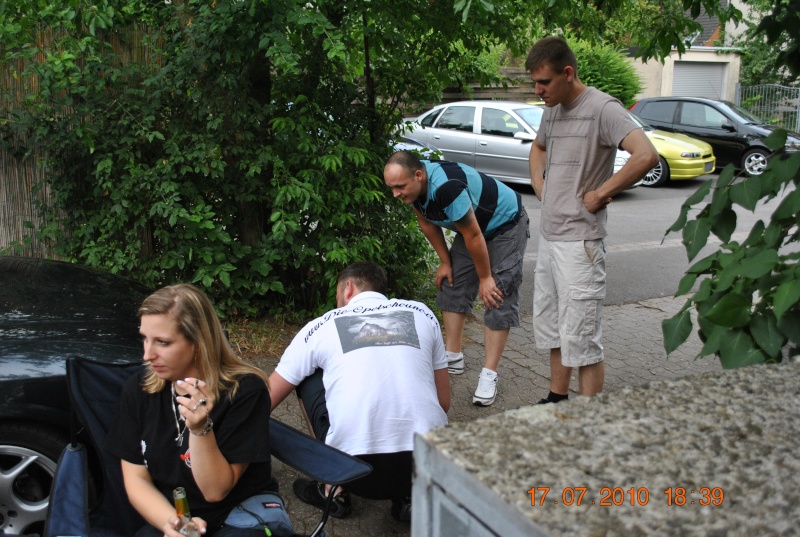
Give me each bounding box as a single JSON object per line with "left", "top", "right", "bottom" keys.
{"left": 736, "top": 84, "right": 800, "bottom": 132}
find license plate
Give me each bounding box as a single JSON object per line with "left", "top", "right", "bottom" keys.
{"left": 704, "top": 162, "right": 714, "bottom": 172}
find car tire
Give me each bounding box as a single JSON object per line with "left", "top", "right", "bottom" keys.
{"left": 641, "top": 156, "right": 670, "bottom": 187}
{"left": 742, "top": 148, "right": 769, "bottom": 176}
{"left": 0, "top": 423, "right": 68, "bottom": 535}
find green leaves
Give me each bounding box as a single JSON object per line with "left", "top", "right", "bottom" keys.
{"left": 718, "top": 331, "right": 767, "bottom": 369}
{"left": 3, "top": 0, "right": 444, "bottom": 318}
{"left": 682, "top": 218, "right": 711, "bottom": 261}
{"left": 663, "top": 139, "right": 800, "bottom": 366}
{"left": 684, "top": 176, "right": 714, "bottom": 206}
{"left": 749, "top": 313, "right": 785, "bottom": 358}
{"left": 453, "top": 0, "right": 497, "bottom": 24}
{"left": 773, "top": 279, "right": 800, "bottom": 320}
{"left": 662, "top": 305, "right": 693, "bottom": 354}
{"left": 735, "top": 249, "right": 779, "bottom": 279}
{"left": 762, "top": 129, "right": 787, "bottom": 151}
{"left": 454, "top": 0, "right": 494, "bottom": 22}
{"left": 665, "top": 178, "right": 711, "bottom": 240}
{"left": 729, "top": 175, "right": 761, "bottom": 211}
{"left": 567, "top": 39, "right": 643, "bottom": 107}
{"left": 704, "top": 293, "right": 751, "bottom": 327}
{"left": 772, "top": 187, "right": 800, "bottom": 221}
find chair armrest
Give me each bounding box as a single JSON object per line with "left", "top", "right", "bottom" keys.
{"left": 269, "top": 418, "right": 372, "bottom": 486}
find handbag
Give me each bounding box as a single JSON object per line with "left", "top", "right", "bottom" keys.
{"left": 224, "top": 492, "right": 294, "bottom": 537}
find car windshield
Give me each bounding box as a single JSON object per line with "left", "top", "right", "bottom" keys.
{"left": 716, "top": 101, "right": 765, "bottom": 125}
{"left": 514, "top": 107, "right": 544, "bottom": 131}
{"left": 419, "top": 108, "right": 444, "bottom": 127}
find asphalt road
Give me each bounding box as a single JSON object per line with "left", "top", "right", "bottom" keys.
{"left": 512, "top": 173, "right": 785, "bottom": 315}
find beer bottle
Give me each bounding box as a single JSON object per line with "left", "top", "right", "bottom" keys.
{"left": 172, "top": 487, "right": 201, "bottom": 537}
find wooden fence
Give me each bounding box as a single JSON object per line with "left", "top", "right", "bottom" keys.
{"left": 1, "top": 26, "right": 52, "bottom": 257}
{"left": 0, "top": 145, "right": 55, "bottom": 257}
{"left": 0, "top": 24, "right": 158, "bottom": 258}
{"left": 442, "top": 67, "right": 539, "bottom": 104}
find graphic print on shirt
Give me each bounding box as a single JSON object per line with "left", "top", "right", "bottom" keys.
{"left": 335, "top": 311, "right": 420, "bottom": 354}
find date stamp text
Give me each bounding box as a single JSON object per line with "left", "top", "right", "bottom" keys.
{"left": 527, "top": 486, "right": 724, "bottom": 507}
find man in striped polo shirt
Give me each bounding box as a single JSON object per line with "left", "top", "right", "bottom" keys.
{"left": 384, "top": 151, "right": 529, "bottom": 406}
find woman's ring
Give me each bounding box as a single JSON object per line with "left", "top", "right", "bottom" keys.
{"left": 199, "top": 398, "right": 207, "bottom": 406}
{"left": 192, "top": 404, "right": 199, "bottom": 412}
{"left": 193, "top": 379, "right": 199, "bottom": 388}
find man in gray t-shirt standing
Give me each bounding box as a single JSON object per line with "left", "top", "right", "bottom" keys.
{"left": 526, "top": 36, "right": 658, "bottom": 403}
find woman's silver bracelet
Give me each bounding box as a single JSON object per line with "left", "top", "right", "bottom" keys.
{"left": 190, "top": 416, "right": 213, "bottom": 436}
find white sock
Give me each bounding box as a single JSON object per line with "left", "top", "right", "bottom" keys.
{"left": 446, "top": 351, "right": 463, "bottom": 362}
{"left": 481, "top": 367, "right": 497, "bottom": 379}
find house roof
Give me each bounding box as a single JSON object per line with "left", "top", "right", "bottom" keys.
{"left": 690, "top": 0, "right": 729, "bottom": 46}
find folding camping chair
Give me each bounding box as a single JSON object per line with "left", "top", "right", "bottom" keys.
{"left": 44, "top": 356, "right": 372, "bottom": 537}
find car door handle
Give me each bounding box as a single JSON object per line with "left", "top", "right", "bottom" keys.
{"left": 432, "top": 135, "right": 441, "bottom": 139}
{"left": 479, "top": 141, "right": 488, "bottom": 146}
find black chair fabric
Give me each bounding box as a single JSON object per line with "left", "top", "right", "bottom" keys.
{"left": 66, "top": 358, "right": 148, "bottom": 536}
{"left": 44, "top": 356, "right": 372, "bottom": 537}
{"left": 269, "top": 419, "right": 371, "bottom": 486}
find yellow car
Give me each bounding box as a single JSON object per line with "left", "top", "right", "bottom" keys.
{"left": 630, "top": 112, "right": 716, "bottom": 187}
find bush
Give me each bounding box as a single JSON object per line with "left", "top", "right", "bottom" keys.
{"left": 568, "top": 38, "right": 642, "bottom": 108}
{"left": 1, "top": 0, "right": 468, "bottom": 319}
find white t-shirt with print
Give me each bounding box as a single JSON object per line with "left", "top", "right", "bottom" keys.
{"left": 275, "top": 292, "right": 448, "bottom": 455}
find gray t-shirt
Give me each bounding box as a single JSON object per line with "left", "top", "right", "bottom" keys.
{"left": 536, "top": 87, "right": 638, "bottom": 241}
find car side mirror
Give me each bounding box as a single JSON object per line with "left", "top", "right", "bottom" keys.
{"left": 513, "top": 132, "right": 536, "bottom": 143}
{"left": 722, "top": 122, "right": 736, "bottom": 132}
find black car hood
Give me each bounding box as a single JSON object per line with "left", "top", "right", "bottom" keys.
{"left": 0, "top": 340, "right": 141, "bottom": 379}
{"left": 745, "top": 122, "right": 800, "bottom": 144}
{"left": 0, "top": 256, "right": 149, "bottom": 381}
{"left": 0, "top": 257, "right": 150, "bottom": 319}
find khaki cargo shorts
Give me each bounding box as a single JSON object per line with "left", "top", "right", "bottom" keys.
{"left": 533, "top": 232, "right": 606, "bottom": 367}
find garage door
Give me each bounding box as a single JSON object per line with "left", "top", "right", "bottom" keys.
{"left": 673, "top": 62, "right": 725, "bottom": 99}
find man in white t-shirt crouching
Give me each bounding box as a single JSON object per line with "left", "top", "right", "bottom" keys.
{"left": 268, "top": 261, "right": 450, "bottom": 522}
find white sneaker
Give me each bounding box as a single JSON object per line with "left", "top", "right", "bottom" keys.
{"left": 447, "top": 352, "right": 465, "bottom": 375}
{"left": 472, "top": 368, "right": 498, "bottom": 406}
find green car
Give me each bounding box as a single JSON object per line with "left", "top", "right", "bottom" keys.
{"left": 630, "top": 112, "right": 716, "bottom": 187}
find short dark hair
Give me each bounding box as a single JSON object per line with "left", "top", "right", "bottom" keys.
{"left": 338, "top": 261, "right": 388, "bottom": 295}
{"left": 525, "top": 36, "right": 578, "bottom": 76}
{"left": 385, "top": 150, "right": 424, "bottom": 173}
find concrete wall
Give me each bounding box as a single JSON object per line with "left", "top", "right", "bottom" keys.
{"left": 449, "top": 50, "right": 742, "bottom": 105}
{"left": 414, "top": 362, "right": 800, "bottom": 537}
{"left": 632, "top": 48, "right": 741, "bottom": 101}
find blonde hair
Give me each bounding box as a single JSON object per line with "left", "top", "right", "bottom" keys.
{"left": 138, "top": 284, "right": 269, "bottom": 400}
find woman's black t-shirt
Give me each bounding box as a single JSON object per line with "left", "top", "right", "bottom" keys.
{"left": 107, "top": 371, "right": 277, "bottom": 534}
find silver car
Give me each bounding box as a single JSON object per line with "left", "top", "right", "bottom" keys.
{"left": 404, "top": 100, "right": 631, "bottom": 186}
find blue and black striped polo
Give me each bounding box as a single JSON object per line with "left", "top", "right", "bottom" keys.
{"left": 414, "top": 160, "right": 521, "bottom": 239}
